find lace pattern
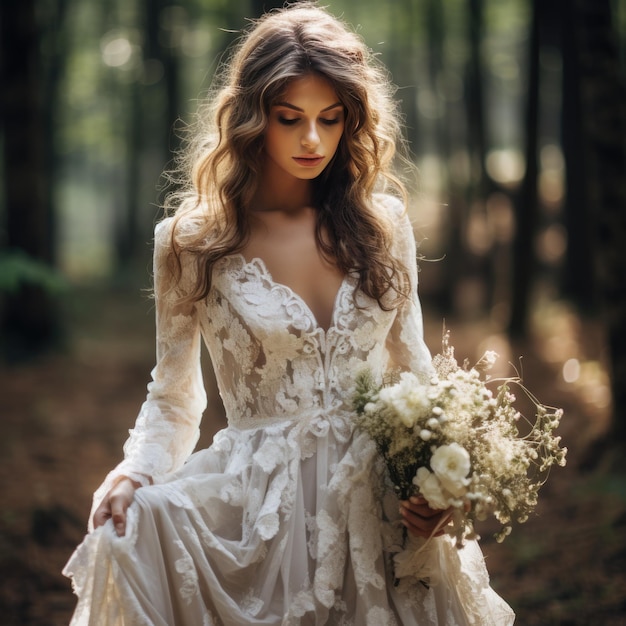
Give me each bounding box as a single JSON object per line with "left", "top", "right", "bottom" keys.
{"left": 65, "top": 194, "right": 514, "bottom": 625}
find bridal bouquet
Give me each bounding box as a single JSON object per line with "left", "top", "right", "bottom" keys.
{"left": 353, "top": 330, "right": 567, "bottom": 550}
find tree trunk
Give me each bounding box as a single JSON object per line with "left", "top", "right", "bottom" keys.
{"left": 574, "top": 0, "right": 626, "bottom": 446}
{"left": 0, "top": 0, "right": 60, "bottom": 360}
{"left": 249, "top": 0, "right": 291, "bottom": 17}
{"left": 509, "top": 0, "right": 541, "bottom": 337}
{"left": 466, "top": 0, "right": 488, "bottom": 199}
{"left": 561, "top": 1, "right": 598, "bottom": 313}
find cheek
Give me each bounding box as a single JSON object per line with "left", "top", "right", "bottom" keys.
{"left": 264, "top": 127, "right": 286, "bottom": 157}
{"left": 331, "top": 127, "right": 345, "bottom": 151}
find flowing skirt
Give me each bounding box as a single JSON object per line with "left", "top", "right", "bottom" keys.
{"left": 64, "top": 415, "right": 515, "bottom": 625}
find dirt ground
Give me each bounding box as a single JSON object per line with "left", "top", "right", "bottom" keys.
{"left": 0, "top": 286, "right": 624, "bottom": 625}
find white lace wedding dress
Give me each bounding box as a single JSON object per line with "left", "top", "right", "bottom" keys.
{"left": 64, "top": 195, "right": 515, "bottom": 625}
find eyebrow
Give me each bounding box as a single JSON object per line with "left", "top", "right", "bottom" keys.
{"left": 273, "top": 101, "right": 344, "bottom": 113}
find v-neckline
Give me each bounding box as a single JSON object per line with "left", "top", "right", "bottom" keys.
{"left": 232, "top": 254, "right": 350, "bottom": 334}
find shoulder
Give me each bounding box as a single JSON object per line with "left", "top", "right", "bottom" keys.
{"left": 152, "top": 215, "right": 200, "bottom": 275}
{"left": 154, "top": 216, "right": 174, "bottom": 247}
{"left": 370, "top": 194, "right": 419, "bottom": 281}
{"left": 372, "top": 192, "right": 406, "bottom": 220}
{"left": 152, "top": 217, "right": 200, "bottom": 298}
{"left": 154, "top": 213, "right": 209, "bottom": 251}
{"left": 371, "top": 192, "right": 414, "bottom": 246}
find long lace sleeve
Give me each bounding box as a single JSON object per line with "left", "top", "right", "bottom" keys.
{"left": 380, "top": 194, "right": 434, "bottom": 381}
{"left": 87, "top": 218, "right": 207, "bottom": 530}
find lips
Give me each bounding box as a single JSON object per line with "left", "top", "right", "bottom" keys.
{"left": 293, "top": 155, "right": 325, "bottom": 167}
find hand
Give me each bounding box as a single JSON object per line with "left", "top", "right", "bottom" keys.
{"left": 399, "top": 496, "right": 452, "bottom": 539}
{"left": 92, "top": 477, "right": 141, "bottom": 537}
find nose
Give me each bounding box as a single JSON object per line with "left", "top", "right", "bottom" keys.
{"left": 301, "top": 122, "right": 320, "bottom": 150}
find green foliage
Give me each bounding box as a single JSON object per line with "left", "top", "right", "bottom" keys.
{"left": 0, "top": 251, "right": 67, "bottom": 295}
{"left": 353, "top": 369, "right": 379, "bottom": 415}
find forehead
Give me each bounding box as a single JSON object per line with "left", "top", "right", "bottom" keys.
{"left": 274, "top": 74, "right": 340, "bottom": 108}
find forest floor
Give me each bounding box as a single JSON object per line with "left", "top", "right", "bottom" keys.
{"left": 0, "top": 285, "right": 625, "bottom": 626}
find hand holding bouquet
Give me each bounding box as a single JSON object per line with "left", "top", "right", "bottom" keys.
{"left": 354, "top": 330, "right": 567, "bottom": 550}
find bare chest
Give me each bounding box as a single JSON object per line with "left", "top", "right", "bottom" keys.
{"left": 242, "top": 217, "right": 344, "bottom": 331}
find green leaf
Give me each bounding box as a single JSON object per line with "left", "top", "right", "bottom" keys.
{"left": 0, "top": 251, "right": 68, "bottom": 295}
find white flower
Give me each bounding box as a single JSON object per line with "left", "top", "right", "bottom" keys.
{"left": 378, "top": 372, "right": 430, "bottom": 428}
{"left": 430, "top": 443, "right": 470, "bottom": 496}
{"left": 476, "top": 350, "right": 498, "bottom": 371}
{"left": 484, "top": 350, "right": 498, "bottom": 365}
{"left": 419, "top": 429, "right": 432, "bottom": 441}
{"left": 413, "top": 467, "right": 449, "bottom": 509}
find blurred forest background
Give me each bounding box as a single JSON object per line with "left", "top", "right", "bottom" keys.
{"left": 1, "top": 0, "right": 626, "bottom": 624}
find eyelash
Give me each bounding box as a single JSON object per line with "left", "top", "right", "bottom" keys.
{"left": 277, "top": 117, "right": 341, "bottom": 127}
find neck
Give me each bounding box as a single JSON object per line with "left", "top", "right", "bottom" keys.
{"left": 253, "top": 163, "right": 314, "bottom": 214}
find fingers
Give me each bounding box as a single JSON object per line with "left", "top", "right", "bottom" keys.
{"left": 399, "top": 497, "right": 452, "bottom": 539}
{"left": 110, "top": 493, "right": 129, "bottom": 537}
{"left": 111, "top": 479, "right": 139, "bottom": 536}
{"left": 92, "top": 478, "right": 138, "bottom": 537}
{"left": 92, "top": 501, "right": 112, "bottom": 529}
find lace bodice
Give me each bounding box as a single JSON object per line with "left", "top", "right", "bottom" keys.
{"left": 89, "top": 194, "right": 432, "bottom": 527}
{"left": 206, "top": 254, "right": 393, "bottom": 427}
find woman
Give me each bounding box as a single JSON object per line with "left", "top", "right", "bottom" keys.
{"left": 64, "top": 4, "right": 515, "bottom": 624}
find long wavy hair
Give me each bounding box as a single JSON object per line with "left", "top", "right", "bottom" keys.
{"left": 165, "top": 2, "right": 412, "bottom": 308}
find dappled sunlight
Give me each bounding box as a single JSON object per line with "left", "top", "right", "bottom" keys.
{"left": 466, "top": 202, "right": 492, "bottom": 255}
{"left": 485, "top": 148, "right": 525, "bottom": 186}
{"left": 535, "top": 223, "right": 567, "bottom": 265}
{"left": 100, "top": 32, "right": 134, "bottom": 68}
{"left": 530, "top": 299, "right": 612, "bottom": 428}
{"left": 539, "top": 143, "right": 565, "bottom": 212}
{"left": 477, "top": 333, "right": 514, "bottom": 378}
{"left": 416, "top": 153, "right": 448, "bottom": 196}
{"left": 486, "top": 192, "right": 515, "bottom": 244}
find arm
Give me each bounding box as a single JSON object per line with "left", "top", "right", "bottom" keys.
{"left": 380, "top": 195, "right": 451, "bottom": 537}
{"left": 382, "top": 194, "right": 433, "bottom": 380}
{"left": 90, "top": 218, "right": 207, "bottom": 532}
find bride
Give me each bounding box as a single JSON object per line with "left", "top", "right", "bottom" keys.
{"left": 64, "top": 4, "right": 515, "bottom": 624}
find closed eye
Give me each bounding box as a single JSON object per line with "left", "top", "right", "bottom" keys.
{"left": 320, "top": 118, "right": 341, "bottom": 126}
{"left": 278, "top": 116, "right": 299, "bottom": 126}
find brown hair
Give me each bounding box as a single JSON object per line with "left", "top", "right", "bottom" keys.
{"left": 164, "top": 2, "right": 411, "bottom": 308}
